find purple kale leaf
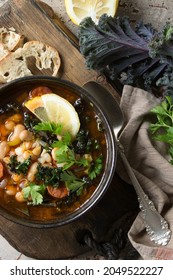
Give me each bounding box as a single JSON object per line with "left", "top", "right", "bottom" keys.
{"left": 79, "top": 15, "right": 173, "bottom": 95}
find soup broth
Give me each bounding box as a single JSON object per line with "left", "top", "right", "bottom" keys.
{"left": 0, "top": 84, "right": 106, "bottom": 222}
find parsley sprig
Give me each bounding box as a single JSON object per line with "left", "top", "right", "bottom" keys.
{"left": 22, "top": 183, "right": 46, "bottom": 205}
{"left": 150, "top": 96, "right": 173, "bottom": 163}
{"left": 61, "top": 171, "right": 85, "bottom": 196}
{"left": 52, "top": 132, "right": 72, "bottom": 154}
{"left": 34, "top": 122, "right": 63, "bottom": 135}
{"left": 56, "top": 148, "right": 89, "bottom": 170}
{"left": 88, "top": 156, "right": 103, "bottom": 180}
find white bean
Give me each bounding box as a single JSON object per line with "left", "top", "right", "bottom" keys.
{"left": 23, "top": 141, "right": 33, "bottom": 150}
{"left": 15, "top": 146, "right": 23, "bottom": 156}
{"left": 5, "top": 185, "right": 17, "bottom": 196}
{"left": 40, "top": 149, "right": 47, "bottom": 156}
{"left": 11, "top": 173, "right": 23, "bottom": 183}
{"left": 32, "top": 145, "right": 41, "bottom": 156}
{"left": 15, "top": 191, "right": 26, "bottom": 203}
{"left": 3, "top": 157, "right": 10, "bottom": 164}
{"left": 23, "top": 150, "right": 33, "bottom": 160}
{"left": 19, "top": 179, "right": 28, "bottom": 189}
{"left": 19, "top": 130, "right": 33, "bottom": 141}
{"left": 27, "top": 162, "right": 38, "bottom": 182}
{"left": 0, "top": 141, "right": 10, "bottom": 159}
{"left": 5, "top": 120, "right": 15, "bottom": 131}
{"left": 9, "top": 124, "right": 25, "bottom": 142}
{"left": 8, "top": 114, "right": 22, "bottom": 123}
{"left": 17, "top": 155, "right": 25, "bottom": 163}
{"left": 38, "top": 153, "right": 51, "bottom": 164}
{"left": 51, "top": 147, "right": 58, "bottom": 161}
{"left": 0, "top": 179, "right": 7, "bottom": 189}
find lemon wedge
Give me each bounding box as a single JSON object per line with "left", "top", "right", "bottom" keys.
{"left": 24, "top": 96, "right": 49, "bottom": 122}
{"left": 65, "top": 0, "right": 119, "bottom": 25}
{"left": 24, "top": 93, "right": 80, "bottom": 137}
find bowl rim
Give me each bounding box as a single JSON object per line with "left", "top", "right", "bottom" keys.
{"left": 0, "top": 76, "right": 117, "bottom": 228}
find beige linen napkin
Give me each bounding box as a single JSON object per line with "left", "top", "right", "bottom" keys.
{"left": 116, "top": 85, "right": 173, "bottom": 260}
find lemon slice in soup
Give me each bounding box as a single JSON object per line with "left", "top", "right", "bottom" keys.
{"left": 24, "top": 96, "right": 49, "bottom": 122}
{"left": 24, "top": 93, "right": 80, "bottom": 137}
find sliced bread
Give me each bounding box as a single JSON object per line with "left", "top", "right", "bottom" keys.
{"left": 0, "top": 43, "right": 9, "bottom": 61}
{"left": 0, "top": 40, "right": 61, "bottom": 83}
{"left": 23, "top": 41, "right": 61, "bottom": 76}
{"left": 0, "top": 27, "right": 24, "bottom": 52}
{"left": 0, "top": 48, "right": 32, "bottom": 83}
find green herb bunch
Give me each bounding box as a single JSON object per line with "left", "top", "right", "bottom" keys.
{"left": 149, "top": 96, "right": 173, "bottom": 163}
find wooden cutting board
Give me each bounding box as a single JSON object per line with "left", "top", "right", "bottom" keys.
{"left": 0, "top": 0, "right": 138, "bottom": 259}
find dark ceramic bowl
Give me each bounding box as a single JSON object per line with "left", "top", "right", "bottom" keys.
{"left": 0, "top": 76, "right": 117, "bottom": 228}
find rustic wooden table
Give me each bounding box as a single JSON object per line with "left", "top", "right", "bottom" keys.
{"left": 0, "top": 0, "right": 172, "bottom": 260}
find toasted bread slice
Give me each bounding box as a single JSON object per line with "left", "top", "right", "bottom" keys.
{"left": 0, "top": 43, "right": 9, "bottom": 61}
{"left": 0, "top": 27, "right": 24, "bottom": 52}
{"left": 0, "top": 48, "right": 32, "bottom": 83}
{"left": 23, "top": 41, "right": 61, "bottom": 76}
{"left": 0, "top": 40, "right": 61, "bottom": 83}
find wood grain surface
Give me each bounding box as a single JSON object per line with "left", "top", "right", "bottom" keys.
{"left": 0, "top": 0, "right": 138, "bottom": 259}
